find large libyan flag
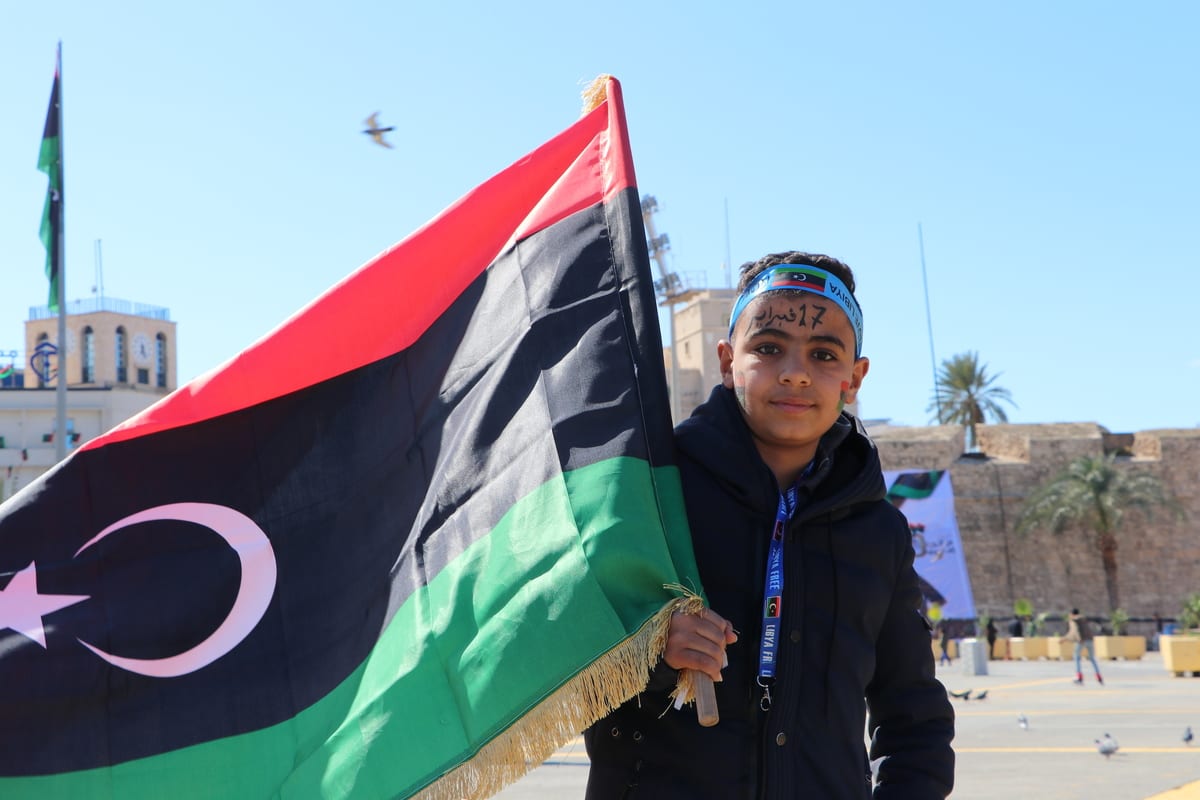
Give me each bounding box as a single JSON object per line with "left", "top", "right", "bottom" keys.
{"left": 0, "top": 77, "right": 701, "bottom": 799}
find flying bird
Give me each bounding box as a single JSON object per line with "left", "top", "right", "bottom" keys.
{"left": 1095, "top": 733, "right": 1119, "bottom": 759}
{"left": 947, "top": 689, "right": 972, "bottom": 700}
{"left": 1184, "top": 726, "right": 1194, "bottom": 746}
{"left": 363, "top": 112, "right": 395, "bottom": 149}
{"left": 973, "top": 690, "right": 989, "bottom": 701}
{"left": 1017, "top": 714, "right": 1029, "bottom": 731}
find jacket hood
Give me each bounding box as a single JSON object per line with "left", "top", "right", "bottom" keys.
{"left": 675, "top": 385, "right": 886, "bottom": 519}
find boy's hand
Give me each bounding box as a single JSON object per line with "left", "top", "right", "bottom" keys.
{"left": 663, "top": 608, "right": 738, "bottom": 683}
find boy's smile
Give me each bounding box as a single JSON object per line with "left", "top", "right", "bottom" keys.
{"left": 718, "top": 293, "right": 869, "bottom": 487}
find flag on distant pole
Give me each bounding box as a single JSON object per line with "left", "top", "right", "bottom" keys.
{"left": 37, "top": 43, "right": 64, "bottom": 312}
{"left": 0, "top": 76, "right": 703, "bottom": 799}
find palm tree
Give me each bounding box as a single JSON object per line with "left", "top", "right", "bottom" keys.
{"left": 1014, "top": 454, "right": 1183, "bottom": 612}
{"left": 927, "top": 351, "right": 1016, "bottom": 450}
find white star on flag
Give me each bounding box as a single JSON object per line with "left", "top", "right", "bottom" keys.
{"left": 0, "top": 561, "right": 89, "bottom": 648}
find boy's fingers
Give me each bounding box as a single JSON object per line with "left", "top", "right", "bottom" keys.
{"left": 697, "top": 609, "right": 739, "bottom": 643}
{"left": 665, "top": 609, "right": 737, "bottom": 681}
{"left": 664, "top": 640, "right": 725, "bottom": 682}
{"left": 672, "top": 612, "right": 731, "bottom": 654}
{"left": 697, "top": 609, "right": 739, "bottom": 645}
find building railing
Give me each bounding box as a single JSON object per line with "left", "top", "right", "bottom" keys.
{"left": 654, "top": 270, "right": 713, "bottom": 302}
{"left": 28, "top": 296, "right": 171, "bottom": 321}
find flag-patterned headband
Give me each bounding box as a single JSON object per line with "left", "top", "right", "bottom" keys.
{"left": 728, "top": 264, "right": 864, "bottom": 357}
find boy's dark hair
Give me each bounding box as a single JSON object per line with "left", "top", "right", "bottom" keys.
{"left": 736, "top": 251, "right": 857, "bottom": 294}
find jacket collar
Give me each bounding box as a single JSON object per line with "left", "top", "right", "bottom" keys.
{"left": 676, "top": 385, "right": 885, "bottom": 518}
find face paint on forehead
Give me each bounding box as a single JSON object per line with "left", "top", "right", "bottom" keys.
{"left": 728, "top": 265, "right": 864, "bottom": 356}
{"left": 746, "top": 299, "right": 829, "bottom": 334}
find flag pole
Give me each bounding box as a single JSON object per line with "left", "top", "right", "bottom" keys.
{"left": 53, "top": 42, "right": 67, "bottom": 462}
{"left": 918, "top": 223, "right": 942, "bottom": 425}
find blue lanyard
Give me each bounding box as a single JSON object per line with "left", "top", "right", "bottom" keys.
{"left": 757, "top": 484, "right": 798, "bottom": 710}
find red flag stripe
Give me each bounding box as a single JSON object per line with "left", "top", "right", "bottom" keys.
{"left": 83, "top": 79, "right": 635, "bottom": 453}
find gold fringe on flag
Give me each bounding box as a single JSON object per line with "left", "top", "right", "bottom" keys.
{"left": 581, "top": 74, "right": 614, "bottom": 115}
{"left": 663, "top": 586, "right": 707, "bottom": 710}
{"left": 413, "top": 589, "right": 704, "bottom": 800}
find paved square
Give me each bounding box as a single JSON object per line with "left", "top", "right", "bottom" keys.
{"left": 493, "top": 650, "right": 1200, "bottom": 799}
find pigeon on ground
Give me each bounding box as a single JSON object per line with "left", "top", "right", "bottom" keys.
{"left": 947, "top": 689, "right": 972, "bottom": 700}
{"left": 973, "top": 689, "right": 989, "bottom": 701}
{"left": 1184, "top": 726, "right": 1194, "bottom": 746}
{"left": 362, "top": 112, "right": 395, "bottom": 149}
{"left": 1017, "top": 714, "right": 1029, "bottom": 731}
{"left": 1095, "top": 733, "right": 1119, "bottom": 759}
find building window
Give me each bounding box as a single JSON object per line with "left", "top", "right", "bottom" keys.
{"left": 82, "top": 327, "right": 95, "bottom": 383}
{"left": 155, "top": 333, "right": 167, "bottom": 388}
{"left": 115, "top": 327, "right": 127, "bottom": 383}
{"left": 137, "top": 368, "right": 149, "bottom": 385}
{"left": 36, "top": 333, "right": 50, "bottom": 388}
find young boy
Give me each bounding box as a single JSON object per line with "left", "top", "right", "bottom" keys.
{"left": 585, "top": 251, "right": 955, "bottom": 798}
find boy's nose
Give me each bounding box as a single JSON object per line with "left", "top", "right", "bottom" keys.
{"left": 779, "top": 358, "right": 812, "bottom": 385}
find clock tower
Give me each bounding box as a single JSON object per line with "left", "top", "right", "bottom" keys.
{"left": 24, "top": 298, "right": 177, "bottom": 392}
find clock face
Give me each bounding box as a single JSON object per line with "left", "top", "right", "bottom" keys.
{"left": 132, "top": 333, "right": 153, "bottom": 366}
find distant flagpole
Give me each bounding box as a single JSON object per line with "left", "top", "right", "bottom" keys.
{"left": 38, "top": 43, "right": 67, "bottom": 460}
{"left": 918, "top": 223, "right": 942, "bottom": 425}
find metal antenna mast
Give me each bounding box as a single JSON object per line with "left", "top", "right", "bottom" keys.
{"left": 641, "top": 195, "right": 684, "bottom": 422}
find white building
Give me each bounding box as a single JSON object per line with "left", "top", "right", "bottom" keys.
{"left": 0, "top": 297, "right": 176, "bottom": 502}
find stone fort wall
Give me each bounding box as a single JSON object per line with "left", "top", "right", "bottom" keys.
{"left": 871, "top": 422, "right": 1200, "bottom": 637}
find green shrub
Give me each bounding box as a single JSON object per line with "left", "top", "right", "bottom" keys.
{"left": 1109, "top": 607, "right": 1129, "bottom": 636}
{"left": 1181, "top": 594, "right": 1200, "bottom": 632}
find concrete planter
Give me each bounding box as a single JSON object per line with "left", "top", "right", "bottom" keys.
{"left": 1045, "top": 637, "right": 1069, "bottom": 660}
{"left": 931, "top": 638, "right": 959, "bottom": 661}
{"left": 1008, "top": 637, "right": 1049, "bottom": 660}
{"left": 1161, "top": 635, "right": 1200, "bottom": 676}
{"left": 1094, "top": 635, "right": 1146, "bottom": 661}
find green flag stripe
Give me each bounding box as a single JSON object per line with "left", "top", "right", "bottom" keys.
{"left": 0, "top": 458, "right": 694, "bottom": 800}
{"left": 38, "top": 123, "right": 62, "bottom": 311}
{"left": 886, "top": 471, "right": 942, "bottom": 501}
{"left": 38, "top": 64, "right": 62, "bottom": 312}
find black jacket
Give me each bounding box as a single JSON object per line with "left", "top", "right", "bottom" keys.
{"left": 585, "top": 386, "right": 955, "bottom": 799}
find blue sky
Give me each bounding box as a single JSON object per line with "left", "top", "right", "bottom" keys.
{"left": 2, "top": 2, "right": 1197, "bottom": 432}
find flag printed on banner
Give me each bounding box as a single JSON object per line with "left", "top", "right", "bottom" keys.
{"left": 768, "top": 267, "right": 826, "bottom": 291}
{"left": 884, "top": 470, "right": 976, "bottom": 620}
{"left": 0, "top": 76, "right": 702, "bottom": 800}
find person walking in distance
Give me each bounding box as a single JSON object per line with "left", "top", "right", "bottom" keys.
{"left": 1063, "top": 609, "right": 1103, "bottom": 686}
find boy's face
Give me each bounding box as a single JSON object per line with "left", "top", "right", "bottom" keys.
{"left": 718, "top": 291, "right": 869, "bottom": 476}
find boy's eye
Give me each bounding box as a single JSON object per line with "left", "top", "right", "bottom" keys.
{"left": 812, "top": 350, "right": 837, "bottom": 362}
{"left": 753, "top": 343, "right": 781, "bottom": 356}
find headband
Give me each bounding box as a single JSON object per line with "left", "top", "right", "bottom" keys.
{"left": 727, "top": 264, "right": 864, "bottom": 357}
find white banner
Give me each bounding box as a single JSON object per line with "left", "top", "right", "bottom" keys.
{"left": 883, "top": 470, "right": 976, "bottom": 620}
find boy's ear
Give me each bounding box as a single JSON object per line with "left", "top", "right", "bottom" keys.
{"left": 717, "top": 339, "right": 735, "bottom": 388}
{"left": 842, "top": 357, "right": 870, "bottom": 404}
